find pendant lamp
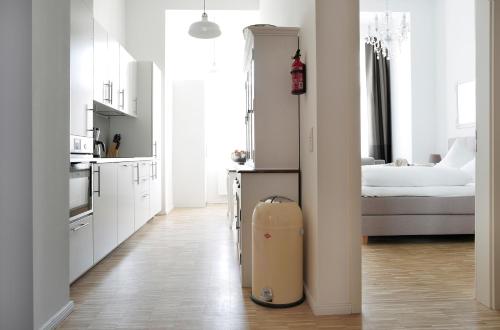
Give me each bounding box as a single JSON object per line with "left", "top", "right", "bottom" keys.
{"left": 188, "top": 0, "right": 221, "bottom": 39}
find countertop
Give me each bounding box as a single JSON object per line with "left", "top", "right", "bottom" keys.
{"left": 91, "top": 157, "right": 155, "bottom": 163}
{"left": 226, "top": 163, "right": 300, "bottom": 174}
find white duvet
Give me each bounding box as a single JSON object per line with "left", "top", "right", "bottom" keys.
{"left": 362, "top": 165, "right": 472, "bottom": 187}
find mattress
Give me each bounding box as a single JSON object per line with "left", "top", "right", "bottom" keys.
{"left": 362, "top": 184, "right": 475, "bottom": 197}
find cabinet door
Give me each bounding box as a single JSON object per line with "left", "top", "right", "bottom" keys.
{"left": 152, "top": 64, "right": 162, "bottom": 157}
{"left": 69, "top": 214, "right": 94, "bottom": 283}
{"left": 108, "top": 37, "right": 121, "bottom": 109}
{"left": 117, "top": 163, "right": 135, "bottom": 244}
{"left": 93, "top": 163, "right": 118, "bottom": 262}
{"left": 93, "top": 21, "right": 109, "bottom": 105}
{"left": 134, "top": 172, "right": 150, "bottom": 231}
{"left": 119, "top": 46, "right": 137, "bottom": 116}
{"left": 149, "top": 161, "right": 161, "bottom": 217}
{"left": 70, "top": 0, "right": 93, "bottom": 137}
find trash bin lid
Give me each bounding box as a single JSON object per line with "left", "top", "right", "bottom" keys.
{"left": 260, "top": 196, "right": 294, "bottom": 204}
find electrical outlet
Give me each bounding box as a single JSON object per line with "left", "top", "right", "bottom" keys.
{"left": 308, "top": 127, "right": 314, "bottom": 152}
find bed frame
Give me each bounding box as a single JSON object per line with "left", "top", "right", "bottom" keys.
{"left": 362, "top": 137, "right": 476, "bottom": 241}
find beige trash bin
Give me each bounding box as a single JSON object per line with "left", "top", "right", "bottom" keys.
{"left": 251, "top": 196, "right": 304, "bottom": 307}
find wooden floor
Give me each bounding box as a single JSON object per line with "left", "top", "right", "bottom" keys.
{"left": 59, "top": 205, "right": 500, "bottom": 329}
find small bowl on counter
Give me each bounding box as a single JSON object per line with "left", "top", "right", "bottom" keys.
{"left": 231, "top": 151, "right": 248, "bottom": 165}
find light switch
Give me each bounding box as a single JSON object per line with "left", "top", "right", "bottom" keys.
{"left": 308, "top": 127, "right": 314, "bottom": 152}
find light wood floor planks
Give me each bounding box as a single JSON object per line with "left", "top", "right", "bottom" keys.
{"left": 59, "top": 205, "right": 500, "bottom": 329}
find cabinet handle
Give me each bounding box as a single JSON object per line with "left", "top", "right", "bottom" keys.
{"left": 135, "top": 164, "right": 140, "bottom": 183}
{"left": 142, "top": 194, "right": 149, "bottom": 198}
{"left": 119, "top": 89, "right": 125, "bottom": 109}
{"left": 71, "top": 222, "right": 90, "bottom": 232}
{"left": 153, "top": 142, "right": 157, "bottom": 158}
{"left": 110, "top": 81, "right": 113, "bottom": 104}
{"left": 103, "top": 81, "right": 112, "bottom": 102}
{"left": 93, "top": 166, "right": 101, "bottom": 197}
{"left": 151, "top": 162, "right": 154, "bottom": 179}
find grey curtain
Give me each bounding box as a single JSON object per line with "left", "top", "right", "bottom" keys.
{"left": 365, "top": 43, "right": 392, "bottom": 163}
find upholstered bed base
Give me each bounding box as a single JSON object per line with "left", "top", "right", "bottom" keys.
{"left": 361, "top": 196, "right": 475, "bottom": 236}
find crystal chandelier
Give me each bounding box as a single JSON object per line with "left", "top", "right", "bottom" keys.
{"left": 366, "top": 12, "right": 409, "bottom": 60}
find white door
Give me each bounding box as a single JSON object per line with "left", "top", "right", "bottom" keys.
{"left": 108, "top": 37, "right": 121, "bottom": 109}
{"left": 119, "top": 46, "right": 137, "bottom": 116}
{"left": 70, "top": 0, "right": 93, "bottom": 137}
{"left": 117, "top": 163, "right": 135, "bottom": 243}
{"left": 93, "top": 163, "right": 118, "bottom": 262}
{"left": 93, "top": 21, "right": 109, "bottom": 105}
{"left": 150, "top": 161, "right": 161, "bottom": 217}
{"left": 134, "top": 162, "right": 150, "bottom": 230}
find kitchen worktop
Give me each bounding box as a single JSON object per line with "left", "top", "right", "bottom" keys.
{"left": 91, "top": 157, "right": 155, "bottom": 163}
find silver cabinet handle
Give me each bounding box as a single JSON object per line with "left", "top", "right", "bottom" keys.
{"left": 110, "top": 81, "right": 114, "bottom": 104}
{"left": 103, "top": 81, "right": 112, "bottom": 102}
{"left": 153, "top": 142, "right": 157, "bottom": 158}
{"left": 135, "top": 164, "right": 140, "bottom": 183}
{"left": 93, "top": 166, "right": 101, "bottom": 197}
{"left": 151, "top": 162, "right": 154, "bottom": 179}
{"left": 119, "top": 89, "right": 125, "bottom": 109}
{"left": 71, "top": 222, "right": 90, "bottom": 232}
{"left": 121, "top": 164, "right": 129, "bottom": 167}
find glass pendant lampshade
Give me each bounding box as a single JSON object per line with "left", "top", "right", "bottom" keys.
{"left": 188, "top": 0, "right": 221, "bottom": 39}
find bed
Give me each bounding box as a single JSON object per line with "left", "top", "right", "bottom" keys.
{"left": 362, "top": 137, "right": 476, "bottom": 240}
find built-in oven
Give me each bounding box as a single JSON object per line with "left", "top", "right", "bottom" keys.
{"left": 70, "top": 135, "right": 94, "bottom": 222}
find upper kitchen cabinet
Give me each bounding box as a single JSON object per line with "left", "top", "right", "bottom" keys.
{"left": 70, "top": 0, "right": 94, "bottom": 138}
{"left": 118, "top": 46, "right": 138, "bottom": 116}
{"left": 110, "top": 62, "right": 162, "bottom": 159}
{"left": 93, "top": 21, "right": 134, "bottom": 117}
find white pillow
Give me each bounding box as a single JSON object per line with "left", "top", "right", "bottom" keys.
{"left": 461, "top": 158, "right": 475, "bottom": 182}
{"left": 436, "top": 138, "right": 475, "bottom": 169}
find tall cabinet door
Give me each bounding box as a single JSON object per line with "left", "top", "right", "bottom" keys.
{"left": 119, "top": 46, "right": 137, "bottom": 116}
{"left": 70, "top": 0, "right": 93, "bottom": 138}
{"left": 108, "top": 38, "right": 121, "bottom": 109}
{"left": 93, "top": 21, "right": 110, "bottom": 105}
{"left": 117, "top": 163, "right": 135, "bottom": 243}
{"left": 149, "top": 162, "right": 161, "bottom": 217}
{"left": 93, "top": 163, "right": 118, "bottom": 262}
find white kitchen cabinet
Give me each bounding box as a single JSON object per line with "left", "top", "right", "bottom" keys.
{"left": 119, "top": 46, "right": 137, "bottom": 116}
{"left": 93, "top": 21, "right": 122, "bottom": 112}
{"left": 93, "top": 21, "right": 110, "bottom": 106}
{"left": 243, "top": 27, "right": 300, "bottom": 169}
{"left": 117, "top": 163, "right": 135, "bottom": 244}
{"left": 93, "top": 163, "right": 118, "bottom": 262}
{"left": 69, "top": 214, "right": 94, "bottom": 283}
{"left": 134, "top": 163, "right": 150, "bottom": 231}
{"left": 70, "top": 0, "right": 93, "bottom": 138}
{"left": 149, "top": 161, "right": 161, "bottom": 218}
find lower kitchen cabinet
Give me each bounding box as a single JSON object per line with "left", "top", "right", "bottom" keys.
{"left": 117, "top": 163, "right": 135, "bottom": 243}
{"left": 149, "top": 161, "right": 161, "bottom": 218}
{"left": 134, "top": 172, "right": 150, "bottom": 231}
{"left": 93, "top": 163, "right": 118, "bottom": 262}
{"left": 69, "top": 214, "right": 94, "bottom": 283}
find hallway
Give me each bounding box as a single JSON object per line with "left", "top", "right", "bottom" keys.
{"left": 59, "top": 205, "right": 500, "bottom": 329}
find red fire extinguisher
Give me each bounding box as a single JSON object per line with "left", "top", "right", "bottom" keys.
{"left": 291, "top": 49, "right": 306, "bottom": 95}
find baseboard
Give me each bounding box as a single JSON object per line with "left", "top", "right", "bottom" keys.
{"left": 39, "top": 300, "right": 74, "bottom": 330}
{"left": 304, "top": 285, "right": 353, "bottom": 316}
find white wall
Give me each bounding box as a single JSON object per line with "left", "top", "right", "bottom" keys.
{"left": 93, "top": 0, "right": 126, "bottom": 45}
{"left": 435, "top": 0, "right": 476, "bottom": 156}
{"left": 260, "top": 0, "right": 361, "bottom": 315}
{"left": 360, "top": 0, "right": 439, "bottom": 163}
{"left": 32, "top": 0, "right": 72, "bottom": 328}
{"left": 172, "top": 81, "right": 206, "bottom": 207}
{"left": 0, "top": 1, "right": 34, "bottom": 328}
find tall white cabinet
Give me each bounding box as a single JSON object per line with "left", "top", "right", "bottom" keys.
{"left": 70, "top": 0, "right": 93, "bottom": 138}
{"left": 244, "top": 26, "right": 300, "bottom": 170}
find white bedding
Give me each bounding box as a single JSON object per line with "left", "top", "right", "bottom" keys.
{"left": 362, "top": 184, "right": 475, "bottom": 197}
{"left": 362, "top": 165, "right": 472, "bottom": 187}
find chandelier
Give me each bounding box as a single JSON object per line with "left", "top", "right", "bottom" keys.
{"left": 366, "top": 12, "right": 410, "bottom": 60}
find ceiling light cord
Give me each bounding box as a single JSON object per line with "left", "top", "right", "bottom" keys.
{"left": 203, "top": 0, "right": 206, "bottom": 14}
